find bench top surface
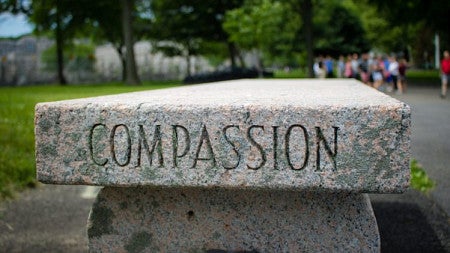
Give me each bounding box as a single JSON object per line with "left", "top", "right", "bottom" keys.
{"left": 46, "top": 79, "right": 402, "bottom": 107}
{"left": 35, "top": 79, "right": 410, "bottom": 193}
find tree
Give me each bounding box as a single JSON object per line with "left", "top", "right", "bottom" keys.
{"left": 0, "top": 0, "right": 31, "bottom": 16}
{"left": 150, "top": 0, "right": 202, "bottom": 77}
{"left": 31, "top": 0, "right": 78, "bottom": 84}
{"left": 121, "top": 0, "right": 140, "bottom": 85}
{"left": 287, "top": 0, "right": 314, "bottom": 77}
{"left": 30, "top": 0, "right": 105, "bottom": 85}
{"left": 286, "top": 0, "right": 372, "bottom": 72}
{"left": 300, "top": 0, "right": 314, "bottom": 78}
{"left": 196, "top": 41, "right": 230, "bottom": 68}
{"left": 30, "top": 0, "right": 144, "bottom": 85}
{"left": 0, "top": 0, "right": 31, "bottom": 14}
{"left": 367, "top": 0, "right": 450, "bottom": 65}
{"left": 78, "top": 1, "right": 127, "bottom": 82}
{"left": 70, "top": 0, "right": 147, "bottom": 84}
{"left": 41, "top": 43, "right": 95, "bottom": 72}
{"left": 223, "top": 0, "right": 300, "bottom": 72}
{"left": 150, "top": 0, "right": 244, "bottom": 72}
{"left": 314, "top": 4, "right": 370, "bottom": 57}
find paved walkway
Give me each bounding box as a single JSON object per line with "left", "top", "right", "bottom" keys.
{"left": 0, "top": 84, "right": 449, "bottom": 252}
{"left": 394, "top": 86, "right": 450, "bottom": 216}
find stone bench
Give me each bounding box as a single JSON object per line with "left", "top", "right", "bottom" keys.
{"left": 35, "top": 79, "right": 410, "bottom": 252}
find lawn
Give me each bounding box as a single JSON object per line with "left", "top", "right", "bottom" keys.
{"left": 274, "top": 68, "right": 308, "bottom": 78}
{"left": 0, "top": 81, "right": 180, "bottom": 199}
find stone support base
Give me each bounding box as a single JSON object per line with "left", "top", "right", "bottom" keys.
{"left": 88, "top": 187, "right": 380, "bottom": 252}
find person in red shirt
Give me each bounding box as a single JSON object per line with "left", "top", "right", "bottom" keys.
{"left": 441, "top": 50, "right": 450, "bottom": 98}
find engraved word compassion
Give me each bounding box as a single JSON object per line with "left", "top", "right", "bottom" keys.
{"left": 89, "top": 123, "right": 339, "bottom": 171}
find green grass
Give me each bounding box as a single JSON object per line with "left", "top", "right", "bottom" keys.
{"left": 274, "top": 68, "right": 307, "bottom": 78}
{"left": 406, "top": 69, "right": 440, "bottom": 79}
{"left": 0, "top": 81, "right": 180, "bottom": 199}
{"left": 405, "top": 69, "right": 440, "bottom": 85}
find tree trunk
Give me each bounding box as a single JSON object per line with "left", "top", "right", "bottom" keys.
{"left": 115, "top": 45, "right": 126, "bottom": 82}
{"left": 237, "top": 50, "right": 246, "bottom": 68}
{"left": 255, "top": 49, "right": 264, "bottom": 78}
{"left": 55, "top": 0, "right": 67, "bottom": 85}
{"left": 228, "top": 42, "right": 237, "bottom": 69}
{"left": 121, "top": 0, "right": 140, "bottom": 85}
{"left": 300, "top": 0, "right": 314, "bottom": 78}
{"left": 186, "top": 54, "right": 192, "bottom": 77}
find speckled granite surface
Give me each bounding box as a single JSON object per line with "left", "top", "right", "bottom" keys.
{"left": 35, "top": 79, "right": 410, "bottom": 193}
{"left": 88, "top": 187, "right": 380, "bottom": 253}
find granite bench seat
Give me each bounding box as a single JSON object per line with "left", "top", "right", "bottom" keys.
{"left": 35, "top": 79, "right": 410, "bottom": 252}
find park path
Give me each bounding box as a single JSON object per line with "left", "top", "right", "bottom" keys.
{"left": 393, "top": 86, "right": 450, "bottom": 216}
{"left": 0, "top": 84, "right": 449, "bottom": 252}
{"left": 369, "top": 84, "right": 450, "bottom": 252}
{"left": 0, "top": 185, "right": 98, "bottom": 252}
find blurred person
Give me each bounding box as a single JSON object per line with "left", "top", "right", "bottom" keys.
{"left": 388, "top": 56, "right": 400, "bottom": 94}
{"left": 316, "top": 61, "right": 326, "bottom": 79}
{"left": 351, "top": 53, "right": 360, "bottom": 79}
{"left": 398, "top": 58, "right": 408, "bottom": 93}
{"left": 368, "top": 52, "right": 375, "bottom": 69}
{"left": 337, "top": 55, "right": 345, "bottom": 78}
{"left": 441, "top": 50, "right": 450, "bottom": 98}
{"left": 371, "top": 63, "right": 384, "bottom": 90}
{"left": 367, "top": 64, "right": 374, "bottom": 87}
{"left": 382, "top": 55, "right": 392, "bottom": 92}
{"left": 313, "top": 55, "right": 324, "bottom": 78}
{"left": 359, "top": 53, "right": 369, "bottom": 84}
{"left": 324, "top": 55, "right": 334, "bottom": 78}
{"left": 345, "top": 55, "right": 353, "bottom": 78}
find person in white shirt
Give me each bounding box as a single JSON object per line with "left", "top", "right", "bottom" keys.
{"left": 388, "top": 56, "right": 400, "bottom": 94}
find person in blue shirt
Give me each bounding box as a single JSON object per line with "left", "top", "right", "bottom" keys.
{"left": 324, "top": 55, "right": 334, "bottom": 78}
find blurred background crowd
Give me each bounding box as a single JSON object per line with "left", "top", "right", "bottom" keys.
{"left": 313, "top": 53, "right": 408, "bottom": 94}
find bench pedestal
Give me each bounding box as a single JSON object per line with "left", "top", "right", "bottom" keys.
{"left": 88, "top": 187, "right": 380, "bottom": 252}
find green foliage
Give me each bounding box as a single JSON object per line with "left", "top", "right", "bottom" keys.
{"left": 0, "top": 81, "right": 180, "bottom": 199}
{"left": 365, "top": 0, "right": 450, "bottom": 64}
{"left": 152, "top": 43, "right": 185, "bottom": 58}
{"left": 350, "top": 1, "right": 428, "bottom": 59}
{"left": 223, "top": 0, "right": 372, "bottom": 65}
{"left": 149, "top": 0, "right": 246, "bottom": 73}
{"left": 368, "top": 0, "right": 450, "bottom": 37}
{"left": 197, "top": 41, "right": 230, "bottom": 67}
{"left": 0, "top": 0, "right": 31, "bottom": 14}
{"left": 40, "top": 46, "right": 59, "bottom": 71}
{"left": 41, "top": 42, "right": 96, "bottom": 72}
{"left": 150, "top": 0, "right": 243, "bottom": 56}
{"left": 314, "top": 3, "right": 370, "bottom": 56}
{"left": 410, "top": 159, "right": 435, "bottom": 194}
{"left": 340, "top": 1, "right": 386, "bottom": 50}
{"left": 223, "top": 0, "right": 300, "bottom": 66}
{"left": 65, "top": 43, "right": 96, "bottom": 72}
{"left": 31, "top": 0, "right": 86, "bottom": 38}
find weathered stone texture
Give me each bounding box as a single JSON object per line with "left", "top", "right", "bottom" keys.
{"left": 88, "top": 187, "right": 380, "bottom": 253}
{"left": 35, "top": 79, "right": 410, "bottom": 192}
